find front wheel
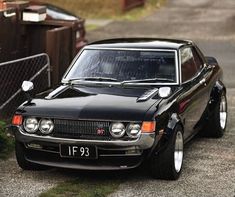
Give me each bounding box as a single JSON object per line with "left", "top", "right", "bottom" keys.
{"left": 15, "top": 141, "right": 47, "bottom": 170}
{"left": 150, "top": 125, "right": 184, "bottom": 180}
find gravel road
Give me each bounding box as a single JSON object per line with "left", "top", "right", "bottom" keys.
{"left": 1, "top": 0, "right": 235, "bottom": 196}
{"left": 0, "top": 157, "right": 71, "bottom": 197}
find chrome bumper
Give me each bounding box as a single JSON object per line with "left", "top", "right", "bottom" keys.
{"left": 15, "top": 126, "right": 156, "bottom": 149}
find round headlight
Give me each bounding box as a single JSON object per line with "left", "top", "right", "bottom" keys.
{"left": 24, "top": 117, "right": 39, "bottom": 133}
{"left": 110, "top": 122, "right": 126, "bottom": 138}
{"left": 39, "top": 119, "right": 54, "bottom": 134}
{"left": 126, "top": 123, "right": 141, "bottom": 139}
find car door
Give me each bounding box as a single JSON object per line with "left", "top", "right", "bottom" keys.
{"left": 178, "top": 46, "right": 211, "bottom": 140}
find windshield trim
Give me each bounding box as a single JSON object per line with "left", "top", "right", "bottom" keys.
{"left": 62, "top": 47, "right": 179, "bottom": 85}
{"left": 70, "top": 80, "right": 178, "bottom": 87}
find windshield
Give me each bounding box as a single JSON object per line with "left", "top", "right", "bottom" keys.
{"left": 64, "top": 49, "right": 177, "bottom": 83}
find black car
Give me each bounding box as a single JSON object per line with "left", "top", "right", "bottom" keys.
{"left": 11, "top": 38, "right": 227, "bottom": 180}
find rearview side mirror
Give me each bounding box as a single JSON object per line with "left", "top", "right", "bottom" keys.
{"left": 22, "top": 81, "right": 34, "bottom": 92}
{"left": 158, "top": 87, "right": 172, "bottom": 98}
{"left": 21, "top": 81, "right": 34, "bottom": 104}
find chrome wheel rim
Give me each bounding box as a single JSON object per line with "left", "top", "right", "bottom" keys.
{"left": 219, "top": 95, "right": 227, "bottom": 130}
{"left": 174, "top": 131, "right": 183, "bottom": 173}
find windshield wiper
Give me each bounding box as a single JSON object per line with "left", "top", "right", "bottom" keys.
{"left": 121, "top": 77, "right": 174, "bottom": 85}
{"left": 69, "top": 77, "right": 119, "bottom": 83}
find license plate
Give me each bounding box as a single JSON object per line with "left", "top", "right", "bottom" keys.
{"left": 60, "top": 144, "right": 97, "bottom": 159}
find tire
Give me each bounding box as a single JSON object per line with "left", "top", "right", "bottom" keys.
{"left": 15, "top": 141, "right": 47, "bottom": 170}
{"left": 150, "top": 125, "right": 184, "bottom": 180}
{"left": 203, "top": 91, "right": 227, "bottom": 138}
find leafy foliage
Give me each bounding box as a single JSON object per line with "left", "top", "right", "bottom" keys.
{"left": 40, "top": 0, "right": 164, "bottom": 19}
{"left": 0, "top": 121, "right": 14, "bottom": 159}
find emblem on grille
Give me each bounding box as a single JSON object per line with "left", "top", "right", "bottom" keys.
{"left": 96, "top": 127, "right": 105, "bottom": 135}
{"left": 96, "top": 124, "right": 105, "bottom": 135}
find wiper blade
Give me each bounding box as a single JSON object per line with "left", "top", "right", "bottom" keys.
{"left": 69, "top": 77, "right": 119, "bottom": 83}
{"left": 121, "top": 77, "right": 174, "bottom": 85}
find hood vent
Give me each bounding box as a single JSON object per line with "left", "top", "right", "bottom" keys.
{"left": 137, "top": 88, "right": 158, "bottom": 102}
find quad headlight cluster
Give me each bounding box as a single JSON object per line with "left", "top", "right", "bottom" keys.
{"left": 22, "top": 118, "right": 152, "bottom": 138}
{"left": 23, "top": 117, "right": 54, "bottom": 135}
{"left": 110, "top": 122, "right": 141, "bottom": 139}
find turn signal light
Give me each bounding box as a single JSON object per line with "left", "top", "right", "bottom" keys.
{"left": 141, "top": 121, "right": 156, "bottom": 133}
{"left": 12, "top": 115, "right": 23, "bottom": 126}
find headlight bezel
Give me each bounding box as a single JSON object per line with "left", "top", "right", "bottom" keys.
{"left": 126, "top": 123, "right": 141, "bottom": 139}
{"left": 109, "top": 122, "right": 126, "bottom": 138}
{"left": 39, "top": 118, "right": 54, "bottom": 135}
{"left": 23, "top": 117, "right": 39, "bottom": 133}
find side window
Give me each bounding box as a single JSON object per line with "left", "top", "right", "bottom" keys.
{"left": 180, "top": 47, "right": 198, "bottom": 82}
{"left": 192, "top": 47, "right": 204, "bottom": 71}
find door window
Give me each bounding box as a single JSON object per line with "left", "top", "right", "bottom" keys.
{"left": 181, "top": 47, "right": 203, "bottom": 82}
{"left": 192, "top": 48, "right": 204, "bottom": 70}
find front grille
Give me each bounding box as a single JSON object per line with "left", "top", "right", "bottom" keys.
{"left": 52, "top": 119, "right": 111, "bottom": 140}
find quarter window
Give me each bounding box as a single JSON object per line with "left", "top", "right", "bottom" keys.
{"left": 192, "top": 48, "right": 204, "bottom": 70}
{"left": 181, "top": 47, "right": 203, "bottom": 82}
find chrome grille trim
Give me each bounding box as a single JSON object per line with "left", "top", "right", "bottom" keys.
{"left": 52, "top": 119, "right": 110, "bottom": 139}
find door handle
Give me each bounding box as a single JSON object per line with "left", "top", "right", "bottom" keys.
{"left": 199, "top": 78, "right": 206, "bottom": 86}
{"left": 4, "top": 11, "right": 16, "bottom": 18}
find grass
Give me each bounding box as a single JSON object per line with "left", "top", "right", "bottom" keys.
{"left": 40, "top": 177, "right": 121, "bottom": 197}
{"left": 114, "top": 0, "right": 166, "bottom": 21}
{"left": 86, "top": 24, "right": 100, "bottom": 31}
{"left": 0, "top": 120, "right": 14, "bottom": 159}
{"left": 41, "top": 0, "right": 165, "bottom": 21}
{"left": 41, "top": 0, "right": 120, "bottom": 18}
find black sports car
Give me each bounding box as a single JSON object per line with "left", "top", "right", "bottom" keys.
{"left": 11, "top": 38, "right": 227, "bottom": 180}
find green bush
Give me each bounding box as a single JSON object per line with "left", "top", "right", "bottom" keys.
{"left": 41, "top": 0, "right": 120, "bottom": 18}
{"left": 40, "top": 0, "right": 163, "bottom": 19}
{"left": 0, "top": 121, "right": 14, "bottom": 159}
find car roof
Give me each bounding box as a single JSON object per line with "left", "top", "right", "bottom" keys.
{"left": 87, "top": 38, "right": 193, "bottom": 50}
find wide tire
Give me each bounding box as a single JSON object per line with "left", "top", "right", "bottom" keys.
{"left": 15, "top": 141, "right": 47, "bottom": 170}
{"left": 150, "top": 125, "right": 184, "bottom": 180}
{"left": 203, "top": 92, "right": 227, "bottom": 138}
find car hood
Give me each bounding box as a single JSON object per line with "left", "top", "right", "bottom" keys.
{"left": 21, "top": 85, "right": 162, "bottom": 121}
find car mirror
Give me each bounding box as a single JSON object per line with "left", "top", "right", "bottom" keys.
{"left": 158, "top": 87, "right": 172, "bottom": 98}
{"left": 22, "top": 81, "right": 34, "bottom": 92}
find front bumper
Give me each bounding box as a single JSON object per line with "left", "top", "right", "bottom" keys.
{"left": 14, "top": 126, "right": 156, "bottom": 170}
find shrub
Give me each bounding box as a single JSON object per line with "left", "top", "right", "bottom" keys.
{"left": 41, "top": 0, "right": 121, "bottom": 18}
{"left": 0, "top": 121, "right": 14, "bottom": 159}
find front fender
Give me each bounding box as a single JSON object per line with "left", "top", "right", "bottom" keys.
{"left": 208, "top": 80, "right": 226, "bottom": 112}
{"left": 147, "top": 113, "right": 183, "bottom": 158}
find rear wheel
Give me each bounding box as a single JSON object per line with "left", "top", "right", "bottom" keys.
{"left": 150, "top": 125, "right": 184, "bottom": 180}
{"left": 15, "top": 141, "right": 47, "bottom": 170}
{"left": 203, "top": 92, "right": 227, "bottom": 138}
